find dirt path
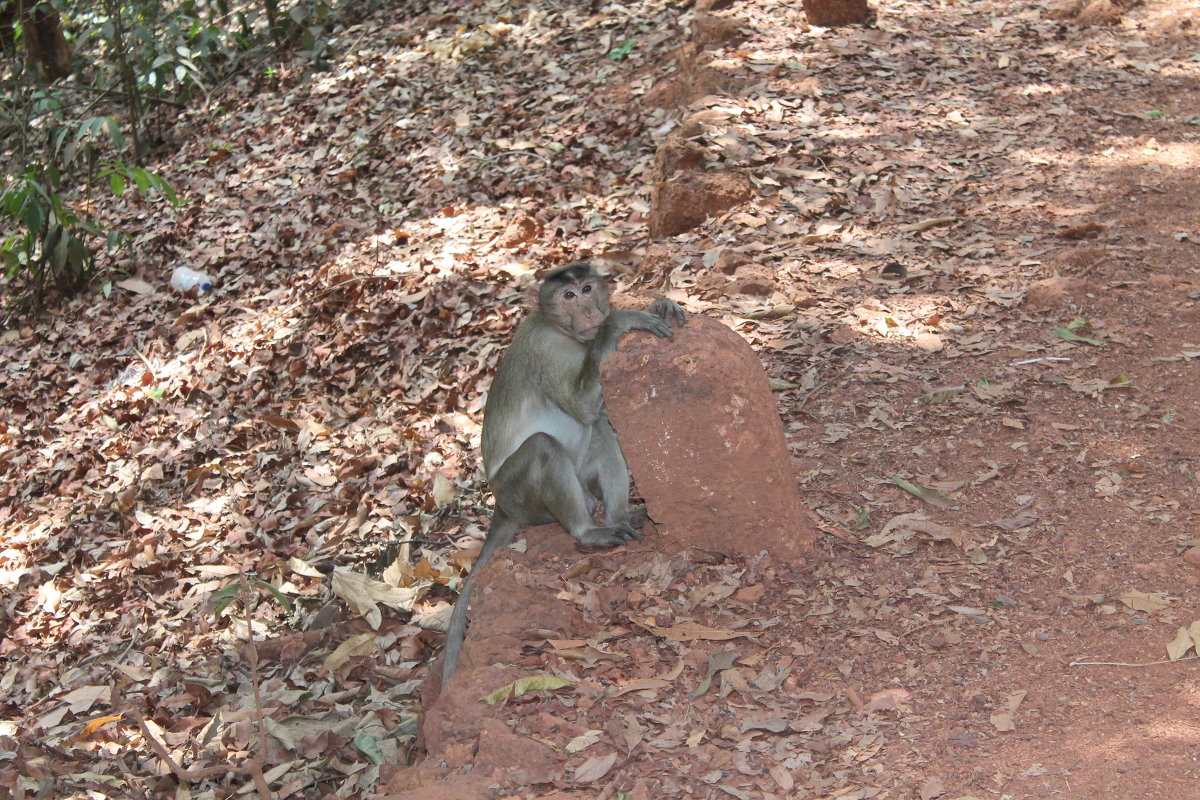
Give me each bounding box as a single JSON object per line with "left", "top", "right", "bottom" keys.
{"left": 405, "top": 1, "right": 1200, "bottom": 797}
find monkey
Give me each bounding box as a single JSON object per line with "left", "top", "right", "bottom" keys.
{"left": 441, "top": 262, "right": 686, "bottom": 682}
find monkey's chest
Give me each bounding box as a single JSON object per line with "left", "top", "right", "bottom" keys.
{"left": 535, "top": 405, "right": 592, "bottom": 463}
{"left": 486, "top": 403, "right": 591, "bottom": 478}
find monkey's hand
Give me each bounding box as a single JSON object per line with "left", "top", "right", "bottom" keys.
{"left": 589, "top": 309, "right": 674, "bottom": 365}
{"left": 609, "top": 309, "right": 673, "bottom": 339}
{"left": 649, "top": 297, "right": 687, "bottom": 327}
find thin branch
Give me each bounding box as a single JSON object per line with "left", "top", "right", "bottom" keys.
{"left": 1070, "top": 654, "right": 1200, "bottom": 668}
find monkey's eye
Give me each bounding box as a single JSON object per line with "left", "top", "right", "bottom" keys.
{"left": 563, "top": 290, "right": 576, "bottom": 300}
{"left": 581, "top": 284, "right": 592, "bottom": 294}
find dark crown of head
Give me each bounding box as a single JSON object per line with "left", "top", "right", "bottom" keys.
{"left": 544, "top": 262, "right": 594, "bottom": 284}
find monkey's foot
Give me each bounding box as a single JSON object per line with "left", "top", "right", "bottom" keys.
{"left": 625, "top": 505, "right": 649, "bottom": 530}
{"left": 576, "top": 524, "right": 643, "bottom": 547}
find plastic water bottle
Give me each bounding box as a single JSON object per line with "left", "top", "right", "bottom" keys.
{"left": 170, "top": 266, "right": 214, "bottom": 295}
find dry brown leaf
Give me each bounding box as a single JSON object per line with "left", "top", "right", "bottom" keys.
{"left": 572, "top": 752, "right": 618, "bottom": 783}
{"left": 640, "top": 620, "right": 759, "bottom": 642}
{"left": 1119, "top": 590, "right": 1170, "bottom": 613}
{"left": 320, "top": 632, "right": 377, "bottom": 674}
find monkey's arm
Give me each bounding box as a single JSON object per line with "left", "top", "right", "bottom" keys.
{"left": 533, "top": 309, "right": 669, "bottom": 423}
{"left": 590, "top": 308, "right": 673, "bottom": 363}
{"left": 551, "top": 308, "right": 675, "bottom": 421}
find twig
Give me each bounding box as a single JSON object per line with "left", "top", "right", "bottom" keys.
{"left": 470, "top": 149, "right": 554, "bottom": 165}
{"left": 813, "top": 519, "right": 851, "bottom": 542}
{"left": 1070, "top": 654, "right": 1200, "bottom": 667}
{"left": 239, "top": 577, "right": 274, "bottom": 800}
{"left": 134, "top": 713, "right": 232, "bottom": 781}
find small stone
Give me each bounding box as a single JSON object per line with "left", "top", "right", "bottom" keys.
{"left": 914, "top": 332, "right": 944, "bottom": 353}
{"left": 1025, "top": 276, "right": 1089, "bottom": 310}
{"left": 1183, "top": 546, "right": 1200, "bottom": 570}
{"left": 802, "top": 0, "right": 870, "bottom": 26}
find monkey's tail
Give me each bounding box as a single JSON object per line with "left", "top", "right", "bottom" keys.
{"left": 441, "top": 510, "right": 520, "bottom": 684}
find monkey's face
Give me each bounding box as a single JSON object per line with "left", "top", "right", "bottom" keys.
{"left": 547, "top": 277, "right": 611, "bottom": 342}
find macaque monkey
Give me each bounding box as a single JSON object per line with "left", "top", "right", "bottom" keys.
{"left": 442, "top": 262, "right": 686, "bottom": 681}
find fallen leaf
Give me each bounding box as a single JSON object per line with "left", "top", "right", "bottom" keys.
{"left": 740, "top": 717, "right": 789, "bottom": 733}
{"left": 890, "top": 475, "right": 958, "bottom": 507}
{"left": 331, "top": 571, "right": 425, "bottom": 629}
{"left": 694, "top": 650, "right": 740, "bottom": 697}
{"left": 920, "top": 778, "right": 947, "bottom": 800}
{"left": 1119, "top": 590, "right": 1171, "bottom": 613}
{"left": 320, "top": 632, "right": 377, "bottom": 674}
{"left": 1166, "top": 626, "right": 1195, "bottom": 661}
{"left": 990, "top": 690, "right": 1027, "bottom": 731}
{"left": 565, "top": 729, "right": 604, "bottom": 753}
{"left": 482, "top": 674, "right": 576, "bottom": 705}
{"left": 640, "top": 620, "right": 758, "bottom": 642}
{"left": 116, "top": 277, "right": 155, "bottom": 295}
{"left": 59, "top": 686, "right": 109, "bottom": 714}
{"left": 573, "top": 752, "right": 618, "bottom": 783}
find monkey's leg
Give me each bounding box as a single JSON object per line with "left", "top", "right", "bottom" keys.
{"left": 494, "top": 432, "right": 638, "bottom": 547}
{"left": 442, "top": 510, "right": 520, "bottom": 683}
{"left": 586, "top": 420, "right": 645, "bottom": 537}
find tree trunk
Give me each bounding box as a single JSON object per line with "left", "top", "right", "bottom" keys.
{"left": 19, "top": 1, "right": 73, "bottom": 81}
{"left": 802, "top": 0, "right": 871, "bottom": 27}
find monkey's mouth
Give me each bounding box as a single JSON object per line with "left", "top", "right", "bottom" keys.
{"left": 577, "top": 325, "right": 601, "bottom": 340}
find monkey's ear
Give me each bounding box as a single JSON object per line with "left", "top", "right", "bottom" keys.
{"left": 525, "top": 283, "right": 541, "bottom": 309}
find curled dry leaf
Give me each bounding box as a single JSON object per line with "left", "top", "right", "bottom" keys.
{"left": 1166, "top": 621, "right": 1200, "bottom": 661}
{"left": 331, "top": 571, "right": 424, "bottom": 629}
{"left": 989, "top": 690, "right": 1027, "bottom": 732}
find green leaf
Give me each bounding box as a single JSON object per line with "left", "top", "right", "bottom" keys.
{"left": 253, "top": 578, "right": 293, "bottom": 611}
{"left": 693, "top": 650, "right": 738, "bottom": 698}
{"left": 1054, "top": 326, "right": 1104, "bottom": 346}
{"left": 353, "top": 729, "right": 384, "bottom": 765}
{"left": 131, "top": 169, "right": 152, "bottom": 194}
{"left": 890, "top": 475, "right": 958, "bottom": 508}
{"left": 1144, "top": 110, "right": 1164, "bottom": 119}
{"left": 211, "top": 583, "right": 242, "bottom": 617}
{"left": 104, "top": 118, "right": 125, "bottom": 149}
{"left": 607, "top": 39, "right": 636, "bottom": 60}
{"left": 482, "top": 674, "right": 576, "bottom": 705}
{"left": 108, "top": 172, "right": 126, "bottom": 197}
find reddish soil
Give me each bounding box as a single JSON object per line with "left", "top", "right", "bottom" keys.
{"left": 401, "top": 1, "right": 1200, "bottom": 798}
{"left": 5, "top": 0, "right": 1200, "bottom": 798}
